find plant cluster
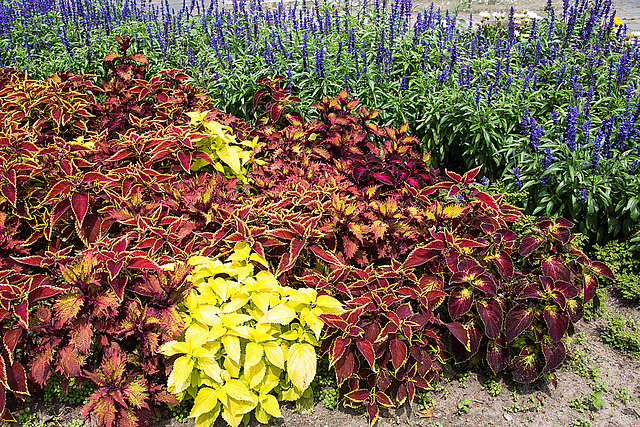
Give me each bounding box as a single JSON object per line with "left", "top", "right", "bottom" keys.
{"left": 0, "top": 38, "right": 259, "bottom": 425}
{"left": 158, "top": 242, "right": 343, "bottom": 427}
{"left": 2, "top": 0, "right": 640, "bottom": 246}
{"left": 0, "top": 35, "right": 616, "bottom": 427}
{"left": 600, "top": 311, "right": 640, "bottom": 357}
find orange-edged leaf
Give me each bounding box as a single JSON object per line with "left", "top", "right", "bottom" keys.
{"left": 129, "top": 52, "right": 149, "bottom": 65}
{"left": 0, "top": 352, "right": 6, "bottom": 385}
{"left": 103, "top": 51, "right": 121, "bottom": 62}
{"left": 6, "top": 360, "right": 28, "bottom": 395}
{"left": 122, "top": 377, "right": 149, "bottom": 409}
{"left": 71, "top": 192, "right": 89, "bottom": 227}
{"left": 355, "top": 338, "right": 375, "bottom": 368}
{"left": 309, "top": 245, "right": 344, "bottom": 266}
{"left": 177, "top": 151, "right": 192, "bottom": 174}
{"left": 12, "top": 300, "right": 28, "bottom": 329}
{"left": 53, "top": 293, "right": 84, "bottom": 327}
{"left": 57, "top": 345, "right": 84, "bottom": 377}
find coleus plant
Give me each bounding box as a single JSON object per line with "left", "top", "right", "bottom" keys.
{"left": 0, "top": 37, "right": 261, "bottom": 425}
{"left": 158, "top": 242, "right": 343, "bottom": 427}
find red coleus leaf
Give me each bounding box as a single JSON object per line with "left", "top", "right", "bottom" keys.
{"left": 1, "top": 184, "right": 16, "bottom": 207}
{"left": 511, "top": 346, "right": 542, "bottom": 384}
{"left": 3, "top": 329, "right": 21, "bottom": 359}
{"left": 366, "top": 403, "right": 380, "bottom": 427}
{"left": 541, "top": 256, "right": 571, "bottom": 282}
{"left": 356, "top": 338, "right": 376, "bottom": 368}
{"left": 476, "top": 299, "right": 503, "bottom": 341}
{"left": 375, "top": 391, "right": 394, "bottom": 407}
{"left": 519, "top": 233, "right": 544, "bottom": 257}
{"left": 505, "top": 305, "right": 535, "bottom": 342}
{"left": 486, "top": 339, "right": 509, "bottom": 374}
{"left": 4, "top": 356, "right": 28, "bottom": 396}
{"left": 491, "top": 251, "right": 514, "bottom": 282}
{"left": 128, "top": 256, "right": 159, "bottom": 270}
{"left": 542, "top": 339, "right": 566, "bottom": 376}
{"left": 309, "top": 245, "right": 344, "bottom": 266}
{"left": 330, "top": 335, "right": 351, "bottom": 366}
{"left": 12, "top": 300, "right": 28, "bottom": 329}
{"left": 43, "top": 180, "right": 72, "bottom": 204}
{"left": 389, "top": 338, "right": 408, "bottom": 370}
{"left": 71, "top": 192, "right": 89, "bottom": 227}
{"left": 176, "top": 151, "right": 192, "bottom": 174}
{"left": 590, "top": 261, "right": 615, "bottom": 280}
{"left": 334, "top": 351, "right": 356, "bottom": 385}
{"left": 448, "top": 287, "right": 473, "bottom": 320}
{"left": 345, "top": 389, "right": 370, "bottom": 403}
{"left": 543, "top": 305, "right": 570, "bottom": 343}
{"left": 402, "top": 247, "right": 438, "bottom": 269}
{"left": 583, "top": 274, "right": 598, "bottom": 304}
{"left": 474, "top": 191, "right": 500, "bottom": 210}
{"left": 444, "top": 321, "right": 470, "bottom": 352}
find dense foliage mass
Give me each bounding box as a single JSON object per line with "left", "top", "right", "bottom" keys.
{"left": 0, "top": 35, "right": 615, "bottom": 425}
{"left": 1, "top": 0, "right": 639, "bottom": 244}
{"left": 0, "top": 1, "right": 631, "bottom": 425}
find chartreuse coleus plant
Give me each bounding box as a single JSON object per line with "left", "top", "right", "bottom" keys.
{"left": 185, "top": 111, "right": 259, "bottom": 180}
{"left": 158, "top": 242, "right": 343, "bottom": 427}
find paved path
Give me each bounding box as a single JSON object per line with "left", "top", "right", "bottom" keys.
{"left": 148, "top": 0, "right": 640, "bottom": 31}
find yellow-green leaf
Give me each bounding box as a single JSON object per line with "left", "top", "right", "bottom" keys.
{"left": 197, "top": 357, "right": 223, "bottom": 383}
{"left": 217, "top": 145, "right": 241, "bottom": 175}
{"left": 222, "top": 335, "right": 241, "bottom": 365}
{"left": 224, "top": 380, "right": 254, "bottom": 402}
{"left": 286, "top": 343, "right": 316, "bottom": 391}
{"left": 262, "top": 342, "right": 285, "bottom": 369}
{"left": 262, "top": 304, "right": 296, "bottom": 325}
{"left": 168, "top": 356, "right": 194, "bottom": 393}
{"left": 244, "top": 342, "right": 263, "bottom": 369}
{"left": 195, "top": 404, "right": 220, "bottom": 427}
{"left": 315, "top": 295, "right": 344, "bottom": 314}
{"left": 260, "top": 394, "right": 283, "bottom": 418}
{"left": 246, "top": 359, "right": 266, "bottom": 389}
{"left": 190, "top": 387, "right": 219, "bottom": 419}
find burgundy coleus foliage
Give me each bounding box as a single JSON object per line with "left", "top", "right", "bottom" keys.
{"left": 319, "top": 278, "right": 448, "bottom": 425}
{"left": 0, "top": 40, "right": 256, "bottom": 424}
